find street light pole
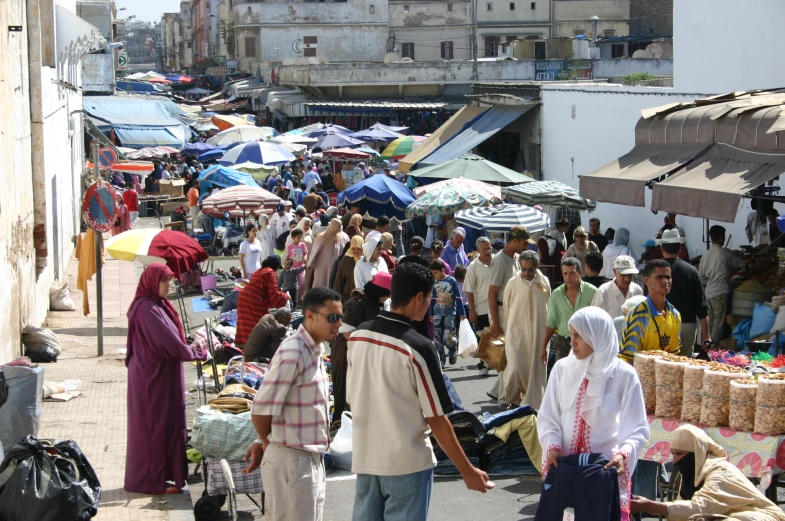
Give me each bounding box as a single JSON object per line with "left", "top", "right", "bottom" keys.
{"left": 91, "top": 139, "right": 104, "bottom": 357}
{"left": 471, "top": 0, "right": 478, "bottom": 81}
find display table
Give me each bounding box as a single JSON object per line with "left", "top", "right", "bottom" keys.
{"left": 640, "top": 415, "right": 785, "bottom": 478}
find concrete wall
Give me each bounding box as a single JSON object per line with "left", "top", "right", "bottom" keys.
{"left": 553, "top": 0, "right": 629, "bottom": 38}
{"left": 76, "top": 1, "right": 113, "bottom": 41}
{"left": 539, "top": 84, "right": 764, "bottom": 258}
{"left": 629, "top": 0, "right": 671, "bottom": 37}
{"left": 477, "top": 0, "right": 549, "bottom": 25}
{"left": 593, "top": 57, "right": 672, "bottom": 78}
{"left": 235, "top": 0, "right": 389, "bottom": 26}
{"left": 674, "top": 0, "right": 785, "bottom": 93}
{"left": 388, "top": 0, "right": 471, "bottom": 61}
{"left": 258, "top": 25, "right": 389, "bottom": 63}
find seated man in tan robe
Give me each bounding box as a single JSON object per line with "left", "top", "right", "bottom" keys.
{"left": 631, "top": 424, "right": 785, "bottom": 521}
{"left": 502, "top": 250, "right": 550, "bottom": 408}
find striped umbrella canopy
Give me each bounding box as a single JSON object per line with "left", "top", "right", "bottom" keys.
{"left": 313, "top": 131, "right": 365, "bottom": 150}
{"left": 413, "top": 176, "right": 502, "bottom": 199}
{"left": 219, "top": 141, "right": 295, "bottom": 166}
{"left": 105, "top": 229, "right": 208, "bottom": 278}
{"left": 207, "top": 126, "right": 277, "bottom": 146}
{"left": 380, "top": 136, "right": 427, "bottom": 160}
{"left": 405, "top": 181, "right": 501, "bottom": 219}
{"left": 201, "top": 185, "right": 281, "bottom": 217}
{"left": 455, "top": 203, "right": 549, "bottom": 233}
{"left": 502, "top": 180, "right": 596, "bottom": 210}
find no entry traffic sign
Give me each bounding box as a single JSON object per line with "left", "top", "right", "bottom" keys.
{"left": 98, "top": 147, "right": 118, "bottom": 170}
{"left": 83, "top": 180, "right": 117, "bottom": 232}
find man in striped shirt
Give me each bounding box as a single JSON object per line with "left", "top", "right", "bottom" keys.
{"left": 243, "top": 287, "right": 342, "bottom": 521}
{"left": 347, "top": 263, "right": 493, "bottom": 521}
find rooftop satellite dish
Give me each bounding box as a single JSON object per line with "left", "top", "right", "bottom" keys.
{"left": 384, "top": 52, "right": 401, "bottom": 63}
{"left": 646, "top": 43, "right": 663, "bottom": 59}
{"left": 632, "top": 49, "right": 649, "bottom": 59}
{"left": 399, "top": 57, "right": 414, "bottom": 62}
{"left": 317, "top": 54, "right": 330, "bottom": 64}
{"left": 307, "top": 57, "right": 318, "bottom": 65}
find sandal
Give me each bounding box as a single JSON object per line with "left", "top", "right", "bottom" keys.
{"left": 151, "top": 486, "right": 183, "bottom": 495}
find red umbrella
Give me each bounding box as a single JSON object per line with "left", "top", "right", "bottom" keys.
{"left": 105, "top": 229, "right": 208, "bottom": 278}
{"left": 322, "top": 148, "right": 372, "bottom": 161}
{"left": 202, "top": 185, "right": 281, "bottom": 217}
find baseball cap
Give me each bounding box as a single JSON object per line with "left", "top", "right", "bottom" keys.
{"left": 641, "top": 239, "right": 656, "bottom": 247}
{"left": 276, "top": 203, "right": 285, "bottom": 212}
{"left": 283, "top": 200, "right": 293, "bottom": 207}
{"left": 509, "top": 226, "right": 535, "bottom": 244}
{"left": 658, "top": 229, "right": 686, "bottom": 244}
{"left": 613, "top": 255, "right": 639, "bottom": 275}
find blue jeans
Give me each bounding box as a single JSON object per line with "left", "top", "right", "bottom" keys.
{"left": 433, "top": 314, "right": 457, "bottom": 364}
{"left": 353, "top": 468, "right": 433, "bottom": 521}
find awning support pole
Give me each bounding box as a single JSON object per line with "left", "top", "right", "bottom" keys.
{"left": 92, "top": 139, "right": 104, "bottom": 357}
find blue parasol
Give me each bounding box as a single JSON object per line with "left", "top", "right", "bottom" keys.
{"left": 337, "top": 175, "right": 415, "bottom": 221}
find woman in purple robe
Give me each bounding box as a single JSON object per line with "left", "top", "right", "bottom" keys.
{"left": 124, "top": 264, "right": 206, "bottom": 494}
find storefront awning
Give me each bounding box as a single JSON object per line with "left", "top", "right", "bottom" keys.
{"left": 398, "top": 106, "right": 489, "bottom": 173}
{"left": 113, "top": 127, "right": 184, "bottom": 149}
{"left": 651, "top": 143, "right": 785, "bottom": 222}
{"left": 416, "top": 104, "right": 536, "bottom": 169}
{"left": 579, "top": 144, "right": 710, "bottom": 206}
{"left": 56, "top": 5, "right": 105, "bottom": 62}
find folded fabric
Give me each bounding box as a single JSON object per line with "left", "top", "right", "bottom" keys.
{"left": 480, "top": 405, "right": 536, "bottom": 430}
{"left": 492, "top": 414, "right": 542, "bottom": 474}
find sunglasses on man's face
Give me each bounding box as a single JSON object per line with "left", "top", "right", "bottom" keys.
{"left": 315, "top": 311, "right": 342, "bottom": 324}
{"left": 521, "top": 267, "right": 537, "bottom": 273}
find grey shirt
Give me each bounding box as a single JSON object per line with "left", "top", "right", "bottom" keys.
{"left": 488, "top": 252, "right": 519, "bottom": 305}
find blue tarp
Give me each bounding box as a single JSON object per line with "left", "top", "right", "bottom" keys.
{"left": 113, "top": 127, "right": 183, "bottom": 149}
{"left": 197, "top": 165, "right": 260, "bottom": 195}
{"left": 337, "top": 175, "right": 415, "bottom": 221}
{"left": 418, "top": 105, "right": 534, "bottom": 167}
{"left": 84, "top": 95, "right": 188, "bottom": 148}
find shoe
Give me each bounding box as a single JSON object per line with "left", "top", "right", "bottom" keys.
{"left": 486, "top": 391, "right": 498, "bottom": 401}
{"left": 474, "top": 362, "right": 485, "bottom": 370}
{"left": 478, "top": 367, "right": 489, "bottom": 376}
{"left": 449, "top": 356, "right": 457, "bottom": 365}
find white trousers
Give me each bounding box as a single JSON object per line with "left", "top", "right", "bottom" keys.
{"left": 261, "top": 443, "right": 326, "bottom": 521}
{"left": 129, "top": 211, "right": 139, "bottom": 228}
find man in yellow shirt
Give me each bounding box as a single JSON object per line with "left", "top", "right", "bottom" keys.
{"left": 619, "top": 259, "right": 681, "bottom": 363}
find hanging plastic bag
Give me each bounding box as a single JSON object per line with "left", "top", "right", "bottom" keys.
{"left": 457, "top": 319, "right": 477, "bottom": 358}
{"left": 327, "top": 411, "right": 353, "bottom": 471}
{"left": 0, "top": 436, "right": 101, "bottom": 521}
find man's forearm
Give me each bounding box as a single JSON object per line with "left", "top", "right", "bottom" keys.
{"left": 426, "top": 415, "right": 473, "bottom": 474}
{"left": 467, "top": 293, "right": 476, "bottom": 314}
{"left": 251, "top": 415, "right": 273, "bottom": 441}
{"left": 699, "top": 316, "right": 710, "bottom": 343}
{"left": 488, "top": 287, "right": 500, "bottom": 322}
{"left": 542, "top": 327, "right": 556, "bottom": 351}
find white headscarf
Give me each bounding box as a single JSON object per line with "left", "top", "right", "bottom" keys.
{"left": 559, "top": 306, "right": 620, "bottom": 427}
{"left": 362, "top": 236, "right": 381, "bottom": 263}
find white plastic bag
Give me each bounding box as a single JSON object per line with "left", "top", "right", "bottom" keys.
{"left": 327, "top": 411, "right": 353, "bottom": 471}
{"left": 457, "top": 319, "right": 477, "bottom": 358}
{"left": 49, "top": 281, "right": 75, "bottom": 311}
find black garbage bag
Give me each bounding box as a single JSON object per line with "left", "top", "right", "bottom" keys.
{"left": 0, "top": 436, "right": 101, "bottom": 521}
{"left": 0, "top": 371, "right": 8, "bottom": 409}
{"left": 24, "top": 346, "right": 58, "bottom": 363}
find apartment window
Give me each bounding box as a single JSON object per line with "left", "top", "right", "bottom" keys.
{"left": 534, "top": 40, "right": 545, "bottom": 59}
{"left": 403, "top": 4, "right": 409, "bottom": 11}
{"left": 530, "top": 2, "right": 535, "bottom": 9}
{"left": 447, "top": 2, "right": 453, "bottom": 11}
{"left": 509, "top": 2, "right": 515, "bottom": 9}
{"left": 244, "top": 36, "right": 257, "bottom": 58}
{"left": 440, "top": 41, "right": 454, "bottom": 59}
{"left": 611, "top": 43, "right": 625, "bottom": 58}
{"left": 402, "top": 42, "right": 415, "bottom": 59}
{"left": 486, "top": 2, "right": 493, "bottom": 11}
{"left": 303, "top": 36, "right": 317, "bottom": 57}
{"left": 484, "top": 35, "right": 500, "bottom": 57}
{"left": 369, "top": 4, "right": 375, "bottom": 14}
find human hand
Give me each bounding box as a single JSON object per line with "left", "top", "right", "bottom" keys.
{"left": 603, "top": 453, "right": 626, "bottom": 474}
{"left": 544, "top": 448, "right": 563, "bottom": 474}
{"left": 461, "top": 466, "right": 495, "bottom": 493}
{"left": 540, "top": 345, "right": 549, "bottom": 366}
{"left": 469, "top": 310, "right": 478, "bottom": 324}
{"left": 630, "top": 496, "right": 652, "bottom": 514}
{"left": 489, "top": 323, "right": 502, "bottom": 338}
{"left": 241, "top": 441, "right": 265, "bottom": 474}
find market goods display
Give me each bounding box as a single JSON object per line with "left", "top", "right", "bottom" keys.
{"left": 655, "top": 358, "right": 687, "bottom": 419}
{"left": 634, "top": 351, "right": 669, "bottom": 414}
{"left": 700, "top": 364, "right": 749, "bottom": 427}
{"left": 729, "top": 379, "right": 757, "bottom": 433}
{"left": 754, "top": 374, "right": 785, "bottom": 436}
{"left": 681, "top": 360, "right": 710, "bottom": 423}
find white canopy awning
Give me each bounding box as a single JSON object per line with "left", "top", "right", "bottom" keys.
{"left": 56, "top": 5, "right": 106, "bottom": 63}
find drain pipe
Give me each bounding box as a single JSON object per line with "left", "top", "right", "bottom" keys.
{"left": 27, "top": 0, "right": 48, "bottom": 277}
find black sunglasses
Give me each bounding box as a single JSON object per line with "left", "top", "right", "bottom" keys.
{"left": 315, "top": 311, "right": 342, "bottom": 324}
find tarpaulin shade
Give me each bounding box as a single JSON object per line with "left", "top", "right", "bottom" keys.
{"left": 579, "top": 144, "right": 710, "bottom": 206}
{"left": 85, "top": 96, "right": 183, "bottom": 127}
{"left": 409, "top": 154, "right": 535, "bottom": 185}
{"left": 416, "top": 104, "right": 535, "bottom": 168}
{"left": 183, "top": 142, "right": 217, "bottom": 155}
{"left": 399, "top": 106, "right": 488, "bottom": 173}
{"left": 55, "top": 5, "right": 105, "bottom": 62}
{"left": 198, "top": 165, "right": 260, "bottom": 195}
{"left": 337, "top": 175, "right": 415, "bottom": 221}
{"left": 113, "top": 127, "right": 183, "bottom": 149}
{"left": 651, "top": 143, "right": 785, "bottom": 222}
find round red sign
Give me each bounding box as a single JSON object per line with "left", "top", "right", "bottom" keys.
{"left": 82, "top": 180, "right": 117, "bottom": 233}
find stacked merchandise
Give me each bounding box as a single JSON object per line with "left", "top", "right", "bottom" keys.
{"left": 431, "top": 410, "right": 485, "bottom": 476}
{"left": 478, "top": 406, "right": 540, "bottom": 476}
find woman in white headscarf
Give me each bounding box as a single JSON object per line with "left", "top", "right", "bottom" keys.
{"left": 353, "top": 235, "right": 389, "bottom": 291}
{"left": 285, "top": 217, "right": 314, "bottom": 251}
{"left": 255, "top": 214, "right": 273, "bottom": 261}
{"left": 538, "top": 306, "right": 650, "bottom": 521}
{"left": 601, "top": 227, "right": 635, "bottom": 279}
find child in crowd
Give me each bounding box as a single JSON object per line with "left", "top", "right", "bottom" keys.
{"left": 453, "top": 265, "right": 468, "bottom": 311}
{"left": 429, "top": 259, "right": 466, "bottom": 367}
{"left": 286, "top": 228, "right": 308, "bottom": 300}
{"left": 277, "top": 257, "right": 306, "bottom": 307}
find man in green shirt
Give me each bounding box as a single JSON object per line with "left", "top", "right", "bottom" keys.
{"left": 539, "top": 257, "right": 598, "bottom": 365}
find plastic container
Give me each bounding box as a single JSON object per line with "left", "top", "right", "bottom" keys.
{"left": 200, "top": 275, "right": 218, "bottom": 290}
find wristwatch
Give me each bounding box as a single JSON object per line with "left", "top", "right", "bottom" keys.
{"left": 254, "top": 438, "right": 268, "bottom": 446}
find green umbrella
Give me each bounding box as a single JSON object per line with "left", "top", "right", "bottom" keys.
{"left": 405, "top": 182, "right": 501, "bottom": 219}
{"left": 380, "top": 136, "right": 427, "bottom": 160}
{"left": 408, "top": 154, "right": 535, "bottom": 184}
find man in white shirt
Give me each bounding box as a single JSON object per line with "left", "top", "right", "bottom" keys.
{"left": 268, "top": 203, "right": 293, "bottom": 247}
{"left": 591, "top": 255, "right": 643, "bottom": 319}
{"left": 699, "top": 225, "right": 747, "bottom": 342}
{"left": 464, "top": 237, "right": 493, "bottom": 376}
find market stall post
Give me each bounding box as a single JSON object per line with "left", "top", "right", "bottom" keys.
{"left": 92, "top": 139, "right": 104, "bottom": 356}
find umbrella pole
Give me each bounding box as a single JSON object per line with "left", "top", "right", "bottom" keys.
{"left": 92, "top": 139, "right": 104, "bottom": 357}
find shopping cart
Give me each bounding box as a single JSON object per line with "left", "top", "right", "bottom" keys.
{"left": 194, "top": 457, "right": 265, "bottom": 521}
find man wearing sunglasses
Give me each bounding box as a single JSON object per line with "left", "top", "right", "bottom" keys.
{"left": 348, "top": 263, "right": 494, "bottom": 520}
{"left": 243, "top": 287, "right": 343, "bottom": 521}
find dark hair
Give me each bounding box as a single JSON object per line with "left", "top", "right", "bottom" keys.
{"left": 453, "top": 265, "right": 467, "bottom": 281}
{"left": 585, "top": 250, "right": 604, "bottom": 273}
{"left": 291, "top": 228, "right": 303, "bottom": 238}
{"left": 429, "top": 258, "right": 446, "bottom": 271}
{"left": 310, "top": 187, "right": 317, "bottom": 193}
{"left": 296, "top": 208, "right": 307, "bottom": 218}
{"left": 245, "top": 222, "right": 258, "bottom": 237}
{"left": 561, "top": 256, "right": 582, "bottom": 272}
{"left": 398, "top": 255, "right": 430, "bottom": 268}
{"left": 589, "top": 217, "right": 600, "bottom": 226}
{"left": 302, "top": 287, "right": 342, "bottom": 313}
{"left": 262, "top": 254, "right": 282, "bottom": 270}
{"left": 643, "top": 259, "right": 671, "bottom": 277}
{"left": 284, "top": 257, "right": 294, "bottom": 264}
{"left": 661, "top": 224, "right": 675, "bottom": 231}
{"left": 376, "top": 216, "right": 390, "bottom": 228}
{"left": 662, "top": 243, "right": 681, "bottom": 255}
{"left": 409, "top": 236, "right": 424, "bottom": 252}
{"left": 709, "top": 225, "right": 726, "bottom": 242}
{"left": 391, "top": 262, "right": 435, "bottom": 309}
{"left": 431, "top": 240, "right": 444, "bottom": 253}
{"left": 300, "top": 183, "right": 306, "bottom": 190}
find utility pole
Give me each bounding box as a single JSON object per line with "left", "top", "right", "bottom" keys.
{"left": 91, "top": 139, "right": 104, "bottom": 357}
{"left": 471, "top": 0, "right": 478, "bottom": 81}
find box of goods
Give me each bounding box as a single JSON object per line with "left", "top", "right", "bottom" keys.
{"left": 634, "top": 351, "right": 671, "bottom": 414}
{"left": 700, "top": 363, "right": 749, "bottom": 427}
{"left": 158, "top": 179, "right": 186, "bottom": 197}
{"left": 754, "top": 374, "right": 785, "bottom": 436}
{"left": 655, "top": 357, "right": 690, "bottom": 419}
{"left": 729, "top": 378, "right": 758, "bottom": 433}
{"left": 681, "top": 360, "right": 710, "bottom": 423}
{"left": 476, "top": 329, "right": 506, "bottom": 371}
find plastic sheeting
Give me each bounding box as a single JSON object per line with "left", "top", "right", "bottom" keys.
{"left": 84, "top": 95, "right": 188, "bottom": 148}
{"left": 0, "top": 366, "right": 44, "bottom": 452}
{"left": 113, "top": 127, "right": 184, "bottom": 149}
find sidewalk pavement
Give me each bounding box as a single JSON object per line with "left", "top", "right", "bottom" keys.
{"left": 38, "top": 253, "right": 195, "bottom": 521}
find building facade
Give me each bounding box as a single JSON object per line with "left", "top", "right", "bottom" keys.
{"left": 629, "top": 0, "right": 671, "bottom": 37}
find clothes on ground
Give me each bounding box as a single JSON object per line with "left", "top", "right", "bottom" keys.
{"left": 243, "top": 314, "right": 288, "bottom": 362}
{"left": 347, "top": 311, "right": 454, "bottom": 476}
{"left": 490, "top": 412, "right": 541, "bottom": 475}
{"left": 619, "top": 297, "right": 682, "bottom": 363}
{"left": 236, "top": 267, "right": 289, "bottom": 345}
{"left": 662, "top": 258, "right": 709, "bottom": 324}
{"left": 239, "top": 238, "right": 263, "bottom": 278}
{"left": 592, "top": 280, "right": 644, "bottom": 319}
{"left": 546, "top": 280, "right": 597, "bottom": 339}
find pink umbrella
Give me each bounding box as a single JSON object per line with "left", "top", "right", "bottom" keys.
{"left": 201, "top": 185, "right": 281, "bottom": 217}
{"left": 412, "top": 176, "right": 502, "bottom": 201}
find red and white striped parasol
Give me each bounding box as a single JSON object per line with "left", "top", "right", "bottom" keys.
{"left": 201, "top": 185, "right": 281, "bottom": 217}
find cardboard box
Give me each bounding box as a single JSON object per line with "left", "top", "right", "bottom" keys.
{"left": 158, "top": 179, "right": 186, "bottom": 197}
{"left": 475, "top": 328, "right": 507, "bottom": 371}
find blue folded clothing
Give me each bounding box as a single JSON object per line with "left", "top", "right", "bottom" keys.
{"left": 480, "top": 405, "right": 536, "bottom": 430}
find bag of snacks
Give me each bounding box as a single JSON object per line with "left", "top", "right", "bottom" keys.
{"left": 754, "top": 374, "right": 785, "bottom": 436}
{"left": 729, "top": 379, "right": 757, "bottom": 432}
{"left": 655, "top": 358, "right": 687, "bottom": 419}
{"left": 634, "top": 351, "right": 668, "bottom": 414}
{"left": 700, "top": 363, "right": 749, "bottom": 427}
{"left": 681, "top": 361, "right": 709, "bottom": 423}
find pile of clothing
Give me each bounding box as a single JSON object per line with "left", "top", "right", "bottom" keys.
{"left": 431, "top": 411, "right": 485, "bottom": 476}
{"left": 479, "top": 406, "right": 540, "bottom": 476}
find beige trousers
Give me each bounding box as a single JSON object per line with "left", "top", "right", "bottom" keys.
{"left": 680, "top": 321, "right": 698, "bottom": 358}
{"left": 261, "top": 443, "right": 326, "bottom": 521}
{"left": 708, "top": 294, "right": 729, "bottom": 342}
{"left": 489, "top": 304, "right": 507, "bottom": 405}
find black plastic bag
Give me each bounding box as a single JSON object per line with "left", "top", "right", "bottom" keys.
{"left": 0, "top": 436, "right": 101, "bottom": 521}
{"left": 25, "top": 346, "right": 58, "bottom": 363}
{"left": 0, "top": 371, "right": 8, "bottom": 409}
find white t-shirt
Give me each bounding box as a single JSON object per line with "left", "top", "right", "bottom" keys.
{"left": 239, "top": 239, "right": 263, "bottom": 277}
{"left": 464, "top": 255, "right": 493, "bottom": 316}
